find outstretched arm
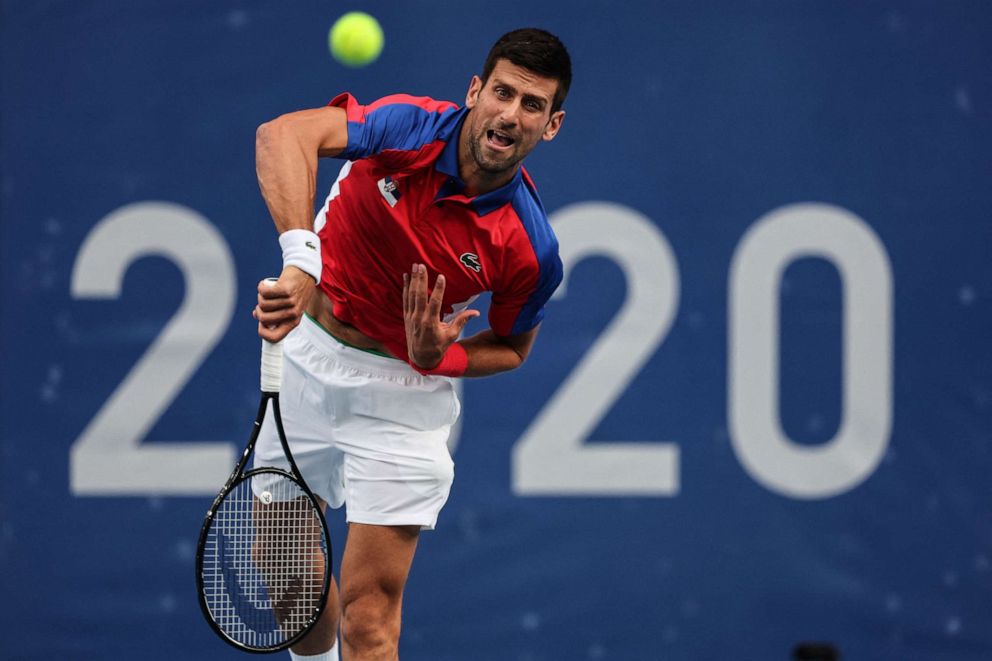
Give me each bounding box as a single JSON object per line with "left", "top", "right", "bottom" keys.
{"left": 402, "top": 263, "right": 540, "bottom": 377}
{"left": 254, "top": 106, "right": 348, "bottom": 342}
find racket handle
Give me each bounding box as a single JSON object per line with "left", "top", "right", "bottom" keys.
{"left": 260, "top": 278, "right": 283, "bottom": 393}
{"left": 261, "top": 339, "right": 283, "bottom": 393}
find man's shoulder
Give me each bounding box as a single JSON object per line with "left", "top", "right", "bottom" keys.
{"left": 509, "top": 170, "right": 554, "bottom": 235}
{"left": 495, "top": 171, "right": 559, "bottom": 265}
{"left": 331, "top": 92, "right": 466, "bottom": 161}
{"left": 363, "top": 94, "right": 461, "bottom": 116}
{"left": 331, "top": 91, "right": 459, "bottom": 109}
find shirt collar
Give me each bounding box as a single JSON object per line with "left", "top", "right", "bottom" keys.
{"left": 434, "top": 110, "right": 523, "bottom": 217}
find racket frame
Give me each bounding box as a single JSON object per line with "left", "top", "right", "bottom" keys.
{"left": 195, "top": 389, "right": 332, "bottom": 653}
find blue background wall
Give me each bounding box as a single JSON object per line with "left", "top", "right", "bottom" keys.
{"left": 2, "top": 1, "right": 990, "bottom": 659}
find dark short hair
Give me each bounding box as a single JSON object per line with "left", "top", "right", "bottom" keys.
{"left": 481, "top": 28, "right": 572, "bottom": 114}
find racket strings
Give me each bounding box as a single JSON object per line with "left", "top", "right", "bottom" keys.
{"left": 200, "top": 473, "right": 328, "bottom": 649}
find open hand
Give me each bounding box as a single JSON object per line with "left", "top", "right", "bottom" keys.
{"left": 403, "top": 263, "right": 479, "bottom": 369}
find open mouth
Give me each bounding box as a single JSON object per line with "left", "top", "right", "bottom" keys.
{"left": 486, "top": 129, "right": 515, "bottom": 150}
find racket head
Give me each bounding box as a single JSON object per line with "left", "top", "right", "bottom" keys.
{"left": 195, "top": 467, "right": 331, "bottom": 652}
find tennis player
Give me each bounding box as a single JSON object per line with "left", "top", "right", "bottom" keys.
{"left": 252, "top": 28, "right": 571, "bottom": 660}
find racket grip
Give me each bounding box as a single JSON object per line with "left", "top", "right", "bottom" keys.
{"left": 261, "top": 339, "right": 283, "bottom": 393}
{"left": 260, "top": 277, "right": 283, "bottom": 393}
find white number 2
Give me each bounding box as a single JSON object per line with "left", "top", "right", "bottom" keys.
{"left": 70, "top": 202, "right": 236, "bottom": 495}
{"left": 512, "top": 202, "right": 681, "bottom": 495}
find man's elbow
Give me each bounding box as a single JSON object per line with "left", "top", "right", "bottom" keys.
{"left": 257, "top": 107, "right": 347, "bottom": 158}
{"left": 255, "top": 117, "right": 287, "bottom": 154}
{"left": 502, "top": 343, "right": 532, "bottom": 373}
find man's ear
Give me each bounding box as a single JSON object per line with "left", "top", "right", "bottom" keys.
{"left": 542, "top": 110, "right": 565, "bottom": 142}
{"left": 465, "top": 75, "right": 483, "bottom": 108}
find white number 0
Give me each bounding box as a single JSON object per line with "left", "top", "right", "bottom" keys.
{"left": 729, "top": 203, "right": 893, "bottom": 498}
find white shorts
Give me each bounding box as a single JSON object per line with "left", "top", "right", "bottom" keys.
{"left": 253, "top": 315, "right": 459, "bottom": 530}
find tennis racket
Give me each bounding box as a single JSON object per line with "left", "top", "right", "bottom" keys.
{"left": 196, "top": 317, "right": 332, "bottom": 652}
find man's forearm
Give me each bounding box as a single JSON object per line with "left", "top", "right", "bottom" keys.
{"left": 459, "top": 329, "right": 534, "bottom": 378}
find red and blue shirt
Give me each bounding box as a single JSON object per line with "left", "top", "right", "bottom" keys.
{"left": 313, "top": 92, "right": 563, "bottom": 361}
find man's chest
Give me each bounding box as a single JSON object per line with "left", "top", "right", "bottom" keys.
{"left": 339, "top": 163, "right": 524, "bottom": 301}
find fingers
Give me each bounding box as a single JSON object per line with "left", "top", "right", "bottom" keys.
{"left": 257, "top": 320, "right": 292, "bottom": 343}
{"left": 256, "top": 278, "right": 291, "bottom": 311}
{"left": 403, "top": 264, "right": 473, "bottom": 325}
{"left": 254, "top": 298, "right": 296, "bottom": 340}
{"left": 449, "top": 308, "right": 481, "bottom": 335}
{"left": 255, "top": 280, "right": 295, "bottom": 325}
{"left": 256, "top": 294, "right": 294, "bottom": 313}
{"left": 428, "top": 273, "right": 446, "bottom": 318}
{"left": 448, "top": 310, "right": 479, "bottom": 340}
{"left": 410, "top": 263, "right": 428, "bottom": 318}
{"left": 254, "top": 304, "right": 298, "bottom": 326}
{"left": 257, "top": 268, "right": 311, "bottom": 306}
{"left": 254, "top": 271, "right": 314, "bottom": 341}
{"left": 403, "top": 264, "right": 429, "bottom": 321}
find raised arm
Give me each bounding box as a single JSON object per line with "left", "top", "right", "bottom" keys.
{"left": 255, "top": 106, "right": 349, "bottom": 234}
{"left": 254, "top": 106, "right": 348, "bottom": 342}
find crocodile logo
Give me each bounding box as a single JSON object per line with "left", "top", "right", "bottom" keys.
{"left": 459, "top": 252, "right": 482, "bottom": 273}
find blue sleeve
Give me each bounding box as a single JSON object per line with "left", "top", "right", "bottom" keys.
{"left": 328, "top": 93, "right": 461, "bottom": 160}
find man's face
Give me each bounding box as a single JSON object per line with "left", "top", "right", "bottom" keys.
{"left": 463, "top": 59, "right": 565, "bottom": 176}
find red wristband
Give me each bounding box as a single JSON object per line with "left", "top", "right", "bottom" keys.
{"left": 412, "top": 342, "right": 468, "bottom": 377}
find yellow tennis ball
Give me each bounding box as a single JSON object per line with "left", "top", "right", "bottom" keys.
{"left": 329, "top": 12, "right": 384, "bottom": 67}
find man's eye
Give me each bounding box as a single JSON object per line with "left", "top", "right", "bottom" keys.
{"left": 495, "top": 88, "right": 509, "bottom": 98}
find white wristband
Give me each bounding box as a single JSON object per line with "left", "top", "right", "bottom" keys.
{"left": 279, "top": 229, "right": 322, "bottom": 284}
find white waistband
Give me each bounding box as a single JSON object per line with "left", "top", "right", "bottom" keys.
{"left": 297, "top": 315, "right": 424, "bottom": 380}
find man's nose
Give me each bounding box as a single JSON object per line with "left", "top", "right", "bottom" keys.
{"left": 496, "top": 101, "right": 519, "bottom": 126}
